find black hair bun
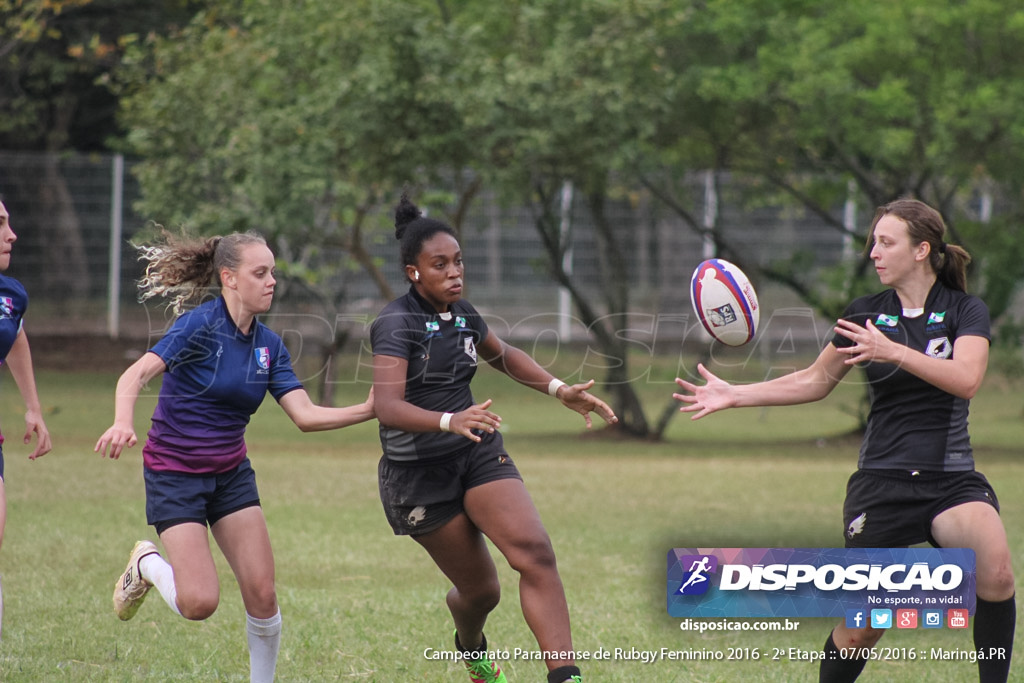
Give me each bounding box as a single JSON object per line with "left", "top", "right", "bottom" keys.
{"left": 394, "top": 193, "right": 422, "bottom": 240}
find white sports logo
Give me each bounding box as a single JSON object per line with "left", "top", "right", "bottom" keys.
{"left": 407, "top": 506, "right": 427, "bottom": 527}
{"left": 925, "top": 337, "right": 952, "bottom": 359}
{"left": 847, "top": 512, "right": 867, "bottom": 539}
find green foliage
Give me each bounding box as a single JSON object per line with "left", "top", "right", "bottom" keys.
{"left": 0, "top": 0, "right": 199, "bottom": 150}
{"left": 108, "top": 0, "right": 1024, "bottom": 425}
{"left": 957, "top": 214, "right": 1024, "bottom": 320}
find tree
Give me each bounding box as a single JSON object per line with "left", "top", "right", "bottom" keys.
{"left": 112, "top": 0, "right": 1024, "bottom": 428}
{"left": 437, "top": 0, "right": 690, "bottom": 436}
{"left": 114, "top": 0, "right": 487, "bottom": 403}
{"left": 0, "top": 0, "right": 200, "bottom": 300}
{"left": 641, "top": 0, "right": 1024, "bottom": 319}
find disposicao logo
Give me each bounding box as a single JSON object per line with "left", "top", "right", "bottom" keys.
{"left": 675, "top": 555, "right": 718, "bottom": 595}
{"left": 667, "top": 548, "right": 976, "bottom": 618}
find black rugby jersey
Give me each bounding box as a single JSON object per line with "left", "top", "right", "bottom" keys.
{"left": 371, "top": 286, "right": 488, "bottom": 461}
{"left": 831, "top": 281, "right": 990, "bottom": 472}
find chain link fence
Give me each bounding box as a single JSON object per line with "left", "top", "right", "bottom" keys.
{"left": 9, "top": 150, "right": 1008, "bottom": 378}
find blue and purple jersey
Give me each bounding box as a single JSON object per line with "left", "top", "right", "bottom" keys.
{"left": 0, "top": 274, "right": 28, "bottom": 447}
{"left": 142, "top": 297, "right": 303, "bottom": 474}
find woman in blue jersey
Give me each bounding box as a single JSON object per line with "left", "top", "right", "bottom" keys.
{"left": 674, "top": 198, "right": 1014, "bottom": 683}
{"left": 372, "top": 194, "right": 617, "bottom": 683}
{"left": 95, "top": 230, "right": 374, "bottom": 682}
{"left": 0, "top": 200, "right": 53, "bottom": 638}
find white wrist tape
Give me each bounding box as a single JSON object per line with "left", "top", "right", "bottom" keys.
{"left": 548, "top": 379, "right": 567, "bottom": 397}
{"left": 439, "top": 412, "right": 454, "bottom": 432}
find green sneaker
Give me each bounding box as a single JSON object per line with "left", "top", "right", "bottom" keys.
{"left": 465, "top": 657, "right": 507, "bottom": 683}
{"left": 455, "top": 630, "right": 508, "bottom": 683}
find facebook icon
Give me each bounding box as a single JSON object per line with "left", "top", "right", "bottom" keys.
{"left": 845, "top": 609, "right": 866, "bottom": 629}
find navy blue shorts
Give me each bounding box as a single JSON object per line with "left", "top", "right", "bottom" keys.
{"left": 144, "top": 458, "right": 261, "bottom": 535}
{"left": 842, "top": 469, "right": 999, "bottom": 548}
{"left": 378, "top": 430, "right": 522, "bottom": 537}
{"left": 0, "top": 444, "right": 5, "bottom": 480}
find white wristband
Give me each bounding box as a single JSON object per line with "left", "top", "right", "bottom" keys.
{"left": 548, "top": 378, "right": 567, "bottom": 397}
{"left": 439, "top": 412, "right": 454, "bottom": 432}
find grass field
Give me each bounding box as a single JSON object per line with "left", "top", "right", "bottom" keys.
{"left": 0, "top": 354, "right": 1021, "bottom": 682}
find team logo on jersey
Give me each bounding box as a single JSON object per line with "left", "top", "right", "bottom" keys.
{"left": 0, "top": 296, "right": 12, "bottom": 318}
{"left": 407, "top": 506, "right": 427, "bottom": 527}
{"left": 874, "top": 314, "right": 899, "bottom": 328}
{"left": 926, "top": 337, "right": 952, "bottom": 359}
{"left": 254, "top": 346, "right": 271, "bottom": 371}
{"left": 463, "top": 337, "right": 477, "bottom": 362}
{"left": 423, "top": 320, "right": 442, "bottom": 340}
{"left": 455, "top": 316, "right": 467, "bottom": 328}
{"left": 928, "top": 311, "right": 946, "bottom": 324}
{"left": 847, "top": 512, "right": 867, "bottom": 539}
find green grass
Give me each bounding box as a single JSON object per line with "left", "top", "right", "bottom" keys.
{"left": 0, "top": 358, "right": 1021, "bottom": 681}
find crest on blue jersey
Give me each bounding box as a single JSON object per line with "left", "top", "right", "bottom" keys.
{"left": 928, "top": 311, "right": 946, "bottom": 324}
{"left": 0, "top": 296, "right": 12, "bottom": 318}
{"left": 455, "top": 316, "right": 467, "bottom": 328}
{"left": 254, "top": 346, "right": 271, "bottom": 370}
{"left": 425, "top": 321, "right": 440, "bottom": 332}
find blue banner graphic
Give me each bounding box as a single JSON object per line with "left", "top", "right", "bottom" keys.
{"left": 667, "top": 548, "right": 976, "bottom": 618}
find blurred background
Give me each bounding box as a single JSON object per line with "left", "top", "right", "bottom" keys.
{"left": 3, "top": 0, "right": 1024, "bottom": 437}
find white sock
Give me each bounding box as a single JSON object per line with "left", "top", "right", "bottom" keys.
{"left": 139, "top": 552, "right": 182, "bottom": 616}
{"left": 247, "top": 609, "right": 282, "bottom": 683}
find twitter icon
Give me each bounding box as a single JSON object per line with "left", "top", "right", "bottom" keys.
{"left": 870, "top": 609, "right": 892, "bottom": 629}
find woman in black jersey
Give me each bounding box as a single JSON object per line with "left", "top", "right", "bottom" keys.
{"left": 674, "top": 198, "right": 1014, "bottom": 683}
{"left": 371, "top": 194, "right": 617, "bottom": 683}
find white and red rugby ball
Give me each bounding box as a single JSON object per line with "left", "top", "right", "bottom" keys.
{"left": 689, "top": 258, "right": 760, "bottom": 346}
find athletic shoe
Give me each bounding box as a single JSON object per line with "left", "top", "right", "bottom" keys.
{"left": 113, "top": 540, "right": 159, "bottom": 621}
{"left": 455, "top": 630, "right": 508, "bottom": 683}
{"left": 464, "top": 656, "right": 507, "bottom": 683}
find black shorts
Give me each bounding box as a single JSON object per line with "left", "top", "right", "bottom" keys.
{"left": 0, "top": 444, "right": 5, "bottom": 480}
{"left": 144, "top": 458, "right": 261, "bottom": 535}
{"left": 378, "top": 430, "right": 522, "bottom": 537}
{"left": 842, "top": 469, "right": 999, "bottom": 548}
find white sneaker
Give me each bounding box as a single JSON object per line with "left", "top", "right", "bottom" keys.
{"left": 113, "top": 540, "right": 159, "bottom": 621}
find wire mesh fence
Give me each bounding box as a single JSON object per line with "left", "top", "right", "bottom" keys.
{"left": 8, "top": 150, "right": 1014, "bottom": 380}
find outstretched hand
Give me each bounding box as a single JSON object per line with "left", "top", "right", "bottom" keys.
{"left": 450, "top": 399, "right": 502, "bottom": 443}
{"left": 556, "top": 379, "right": 618, "bottom": 428}
{"left": 95, "top": 423, "right": 138, "bottom": 460}
{"left": 833, "top": 318, "right": 902, "bottom": 366}
{"left": 673, "top": 363, "right": 736, "bottom": 420}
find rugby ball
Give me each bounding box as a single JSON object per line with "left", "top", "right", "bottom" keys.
{"left": 689, "top": 259, "right": 759, "bottom": 346}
